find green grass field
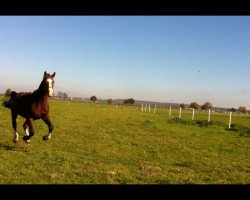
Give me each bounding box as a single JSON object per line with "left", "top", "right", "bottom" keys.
{"left": 0, "top": 98, "right": 249, "bottom": 184}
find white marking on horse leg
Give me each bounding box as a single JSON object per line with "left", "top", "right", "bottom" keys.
{"left": 13, "top": 130, "right": 19, "bottom": 143}
{"left": 43, "top": 132, "right": 51, "bottom": 141}
{"left": 24, "top": 128, "right": 31, "bottom": 143}
{"left": 46, "top": 132, "right": 52, "bottom": 139}
{"left": 25, "top": 128, "right": 30, "bottom": 136}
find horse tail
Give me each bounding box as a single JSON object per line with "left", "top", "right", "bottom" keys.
{"left": 2, "top": 91, "right": 17, "bottom": 109}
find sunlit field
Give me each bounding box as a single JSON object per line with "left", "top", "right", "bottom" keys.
{"left": 0, "top": 98, "right": 249, "bottom": 184}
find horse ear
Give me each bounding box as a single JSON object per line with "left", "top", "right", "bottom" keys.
{"left": 44, "top": 71, "right": 47, "bottom": 76}
{"left": 52, "top": 72, "right": 56, "bottom": 77}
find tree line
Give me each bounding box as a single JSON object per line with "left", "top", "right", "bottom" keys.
{"left": 89, "top": 96, "right": 135, "bottom": 105}
{"left": 180, "top": 101, "right": 247, "bottom": 114}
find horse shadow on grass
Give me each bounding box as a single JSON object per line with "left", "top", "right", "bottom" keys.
{"left": 0, "top": 142, "right": 29, "bottom": 152}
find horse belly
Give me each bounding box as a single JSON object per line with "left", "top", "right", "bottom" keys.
{"left": 18, "top": 109, "right": 33, "bottom": 119}
{"left": 32, "top": 108, "right": 48, "bottom": 119}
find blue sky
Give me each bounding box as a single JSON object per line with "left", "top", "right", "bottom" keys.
{"left": 0, "top": 16, "right": 250, "bottom": 109}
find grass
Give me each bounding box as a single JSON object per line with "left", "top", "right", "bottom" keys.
{"left": 0, "top": 98, "right": 249, "bottom": 184}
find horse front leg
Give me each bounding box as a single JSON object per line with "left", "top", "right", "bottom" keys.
{"left": 42, "top": 115, "right": 53, "bottom": 141}
{"left": 23, "top": 118, "right": 34, "bottom": 143}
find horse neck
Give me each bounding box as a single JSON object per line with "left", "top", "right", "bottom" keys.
{"left": 34, "top": 80, "right": 49, "bottom": 101}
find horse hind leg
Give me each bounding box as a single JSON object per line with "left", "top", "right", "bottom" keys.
{"left": 23, "top": 119, "right": 31, "bottom": 143}
{"left": 11, "top": 112, "right": 18, "bottom": 143}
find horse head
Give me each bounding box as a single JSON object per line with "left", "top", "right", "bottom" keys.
{"left": 43, "top": 71, "right": 56, "bottom": 97}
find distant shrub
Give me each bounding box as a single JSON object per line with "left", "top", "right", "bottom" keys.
{"left": 169, "top": 118, "right": 196, "bottom": 125}
{"left": 170, "top": 118, "right": 226, "bottom": 128}
{"left": 142, "top": 119, "right": 154, "bottom": 125}
{"left": 226, "top": 124, "right": 250, "bottom": 136}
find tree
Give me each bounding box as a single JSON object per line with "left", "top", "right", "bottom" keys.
{"left": 180, "top": 103, "right": 186, "bottom": 109}
{"left": 57, "top": 91, "right": 63, "bottom": 98}
{"left": 62, "top": 93, "right": 68, "bottom": 99}
{"left": 201, "top": 102, "right": 212, "bottom": 111}
{"left": 238, "top": 106, "right": 247, "bottom": 114}
{"left": 124, "top": 99, "right": 129, "bottom": 105}
{"left": 128, "top": 98, "right": 135, "bottom": 105}
{"left": 57, "top": 91, "right": 68, "bottom": 99}
{"left": 107, "top": 98, "right": 112, "bottom": 105}
{"left": 124, "top": 98, "right": 135, "bottom": 105}
{"left": 190, "top": 102, "right": 199, "bottom": 110}
{"left": 228, "top": 108, "right": 236, "bottom": 113}
{"left": 90, "top": 95, "right": 97, "bottom": 102}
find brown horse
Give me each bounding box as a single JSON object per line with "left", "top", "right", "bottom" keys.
{"left": 2, "top": 71, "right": 56, "bottom": 143}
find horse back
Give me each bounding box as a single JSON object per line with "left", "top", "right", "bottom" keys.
{"left": 16, "top": 92, "right": 32, "bottom": 98}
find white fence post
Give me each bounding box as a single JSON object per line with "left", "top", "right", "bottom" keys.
{"left": 141, "top": 104, "right": 143, "bottom": 112}
{"left": 154, "top": 105, "right": 156, "bottom": 114}
{"left": 145, "top": 104, "right": 147, "bottom": 112}
{"left": 229, "top": 112, "right": 232, "bottom": 128}
{"left": 179, "top": 107, "right": 182, "bottom": 118}
{"left": 116, "top": 104, "right": 118, "bottom": 109}
{"left": 169, "top": 106, "right": 171, "bottom": 117}
{"left": 192, "top": 108, "right": 195, "bottom": 120}
{"left": 208, "top": 109, "right": 211, "bottom": 122}
{"left": 148, "top": 104, "right": 151, "bottom": 113}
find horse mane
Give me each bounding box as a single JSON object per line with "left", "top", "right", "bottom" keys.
{"left": 33, "top": 76, "right": 48, "bottom": 96}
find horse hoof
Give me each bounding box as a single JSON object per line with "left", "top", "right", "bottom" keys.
{"left": 23, "top": 136, "right": 30, "bottom": 141}
{"left": 25, "top": 140, "right": 31, "bottom": 144}
{"left": 43, "top": 136, "right": 48, "bottom": 141}
{"left": 13, "top": 139, "right": 18, "bottom": 143}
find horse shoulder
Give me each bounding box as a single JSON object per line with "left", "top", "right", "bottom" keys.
{"left": 31, "top": 100, "right": 49, "bottom": 118}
